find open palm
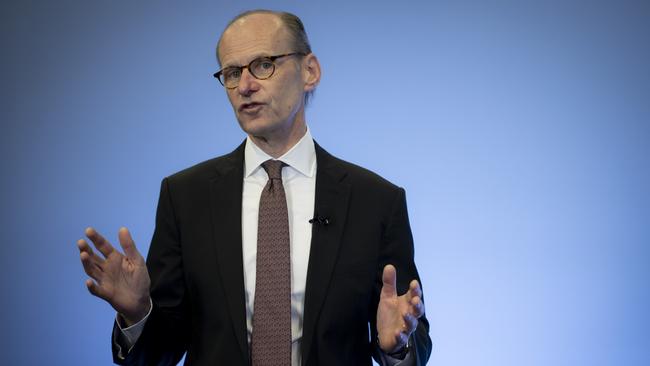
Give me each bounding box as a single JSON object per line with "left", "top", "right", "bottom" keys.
{"left": 376, "top": 264, "right": 425, "bottom": 354}
{"left": 78, "top": 227, "right": 151, "bottom": 325}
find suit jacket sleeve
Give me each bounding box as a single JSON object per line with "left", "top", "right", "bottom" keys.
{"left": 370, "top": 187, "right": 432, "bottom": 365}
{"left": 111, "top": 177, "right": 190, "bottom": 365}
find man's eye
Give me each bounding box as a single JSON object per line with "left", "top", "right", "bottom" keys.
{"left": 260, "top": 61, "right": 273, "bottom": 70}
{"left": 225, "top": 69, "right": 241, "bottom": 79}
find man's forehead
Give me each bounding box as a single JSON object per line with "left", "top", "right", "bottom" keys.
{"left": 219, "top": 13, "right": 290, "bottom": 66}
{"left": 221, "top": 13, "right": 285, "bottom": 45}
{"left": 219, "top": 38, "right": 290, "bottom": 68}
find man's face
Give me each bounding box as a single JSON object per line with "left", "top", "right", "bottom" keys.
{"left": 218, "top": 14, "right": 308, "bottom": 141}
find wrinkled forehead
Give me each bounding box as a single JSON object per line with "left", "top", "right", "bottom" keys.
{"left": 218, "top": 13, "right": 292, "bottom": 67}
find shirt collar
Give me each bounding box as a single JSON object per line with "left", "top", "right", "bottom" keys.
{"left": 244, "top": 127, "right": 316, "bottom": 178}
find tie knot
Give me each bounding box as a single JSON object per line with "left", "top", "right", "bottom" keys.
{"left": 262, "top": 159, "right": 284, "bottom": 180}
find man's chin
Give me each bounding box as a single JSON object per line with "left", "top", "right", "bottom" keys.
{"left": 238, "top": 117, "right": 272, "bottom": 137}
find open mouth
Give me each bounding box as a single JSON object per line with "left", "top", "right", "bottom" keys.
{"left": 239, "top": 102, "right": 264, "bottom": 112}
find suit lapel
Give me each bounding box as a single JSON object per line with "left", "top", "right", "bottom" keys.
{"left": 208, "top": 141, "right": 249, "bottom": 363}
{"left": 301, "top": 143, "right": 351, "bottom": 365}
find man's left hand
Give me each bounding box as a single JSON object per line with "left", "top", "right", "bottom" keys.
{"left": 376, "top": 264, "right": 425, "bottom": 354}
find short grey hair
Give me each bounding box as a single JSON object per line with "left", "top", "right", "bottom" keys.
{"left": 216, "top": 10, "right": 315, "bottom": 105}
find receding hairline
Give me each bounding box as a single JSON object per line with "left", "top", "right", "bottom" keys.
{"left": 216, "top": 10, "right": 311, "bottom": 66}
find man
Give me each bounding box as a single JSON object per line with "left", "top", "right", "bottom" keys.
{"left": 78, "top": 10, "right": 432, "bottom": 366}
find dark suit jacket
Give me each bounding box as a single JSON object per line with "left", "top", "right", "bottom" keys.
{"left": 112, "top": 141, "right": 432, "bottom": 365}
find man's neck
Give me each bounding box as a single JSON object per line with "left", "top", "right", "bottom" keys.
{"left": 249, "top": 122, "right": 308, "bottom": 158}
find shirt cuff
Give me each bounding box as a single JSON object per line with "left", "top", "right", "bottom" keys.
{"left": 377, "top": 337, "right": 415, "bottom": 366}
{"left": 115, "top": 298, "right": 153, "bottom": 356}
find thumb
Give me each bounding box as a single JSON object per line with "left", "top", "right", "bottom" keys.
{"left": 380, "top": 264, "right": 398, "bottom": 299}
{"left": 118, "top": 227, "right": 141, "bottom": 261}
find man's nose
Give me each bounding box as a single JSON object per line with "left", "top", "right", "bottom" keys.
{"left": 237, "top": 68, "right": 259, "bottom": 96}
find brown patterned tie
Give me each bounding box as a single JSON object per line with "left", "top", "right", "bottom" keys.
{"left": 251, "top": 159, "right": 291, "bottom": 366}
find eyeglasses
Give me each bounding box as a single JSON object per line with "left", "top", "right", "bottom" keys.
{"left": 213, "top": 52, "right": 306, "bottom": 89}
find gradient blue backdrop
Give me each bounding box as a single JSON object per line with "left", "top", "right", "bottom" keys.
{"left": 2, "top": 0, "right": 649, "bottom": 365}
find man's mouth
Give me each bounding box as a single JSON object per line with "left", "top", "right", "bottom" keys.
{"left": 239, "top": 102, "right": 264, "bottom": 112}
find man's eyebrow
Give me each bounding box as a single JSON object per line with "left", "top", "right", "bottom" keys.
{"left": 222, "top": 53, "right": 271, "bottom": 68}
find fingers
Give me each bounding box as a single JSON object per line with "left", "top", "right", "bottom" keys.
{"left": 399, "top": 279, "right": 425, "bottom": 335}
{"left": 392, "top": 329, "right": 409, "bottom": 349}
{"left": 118, "top": 227, "right": 141, "bottom": 261}
{"left": 380, "top": 264, "right": 398, "bottom": 299}
{"left": 79, "top": 247, "right": 109, "bottom": 301}
{"left": 382, "top": 266, "right": 426, "bottom": 319}
{"left": 387, "top": 309, "right": 421, "bottom": 343}
{"left": 408, "top": 279, "right": 422, "bottom": 299}
{"left": 400, "top": 291, "right": 421, "bottom": 335}
{"left": 77, "top": 238, "right": 105, "bottom": 265}
{"left": 79, "top": 250, "right": 102, "bottom": 280}
{"left": 78, "top": 239, "right": 104, "bottom": 280}
{"left": 85, "top": 227, "right": 115, "bottom": 258}
{"left": 406, "top": 279, "right": 425, "bottom": 318}
{"left": 401, "top": 312, "right": 419, "bottom": 334}
{"left": 78, "top": 235, "right": 107, "bottom": 299}
{"left": 85, "top": 278, "right": 110, "bottom": 301}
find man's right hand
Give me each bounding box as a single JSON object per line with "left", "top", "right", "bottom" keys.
{"left": 78, "top": 227, "right": 151, "bottom": 326}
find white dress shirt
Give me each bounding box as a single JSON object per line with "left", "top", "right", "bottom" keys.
{"left": 116, "top": 128, "right": 412, "bottom": 365}
{"left": 241, "top": 128, "right": 316, "bottom": 366}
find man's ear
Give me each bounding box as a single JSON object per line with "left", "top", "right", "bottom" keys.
{"left": 302, "top": 53, "right": 321, "bottom": 92}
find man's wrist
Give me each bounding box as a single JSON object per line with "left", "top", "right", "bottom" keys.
{"left": 377, "top": 334, "right": 410, "bottom": 360}
{"left": 120, "top": 297, "right": 152, "bottom": 327}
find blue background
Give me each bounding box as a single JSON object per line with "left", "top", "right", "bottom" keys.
{"left": 2, "top": 0, "right": 649, "bottom": 365}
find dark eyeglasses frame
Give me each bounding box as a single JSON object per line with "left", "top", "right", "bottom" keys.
{"left": 213, "top": 52, "right": 306, "bottom": 89}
